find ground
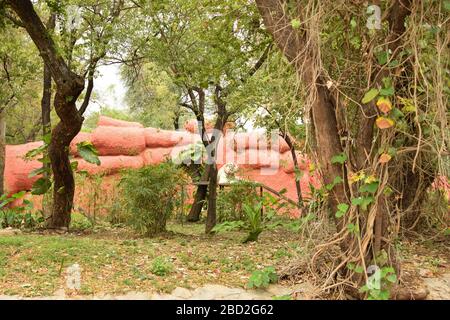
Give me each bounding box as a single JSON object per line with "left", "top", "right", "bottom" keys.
{"left": 0, "top": 222, "right": 448, "bottom": 299}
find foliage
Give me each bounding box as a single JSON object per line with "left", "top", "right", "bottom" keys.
{"left": 121, "top": 62, "right": 189, "bottom": 129}
{"left": 150, "top": 256, "right": 174, "bottom": 276}
{"left": 69, "top": 212, "right": 93, "bottom": 231}
{"left": 24, "top": 135, "right": 100, "bottom": 196}
{"left": 358, "top": 266, "right": 398, "bottom": 300}
{"left": 119, "top": 163, "right": 188, "bottom": 236}
{"left": 217, "top": 180, "right": 259, "bottom": 222}
{"left": 76, "top": 141, "right": 100, "bottom": 165}
{"left": 247, "top": 266, "right": 278, "bottom": 289}
{"left": 0, "top": 191, "right": 42, "bottom": 229}
{"left": 214, "top": 190, "right": 290, "bottom": 243}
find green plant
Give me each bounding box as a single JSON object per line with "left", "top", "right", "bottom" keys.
{"left": 70, "top": 212, "right": 93, "bottom": 231}
{"left": 247, "top": 266, "right": 278, "bottom": 289}
{"left": 217, "top": 181, "right": 259, "bottom": 222}
{"left": 150, "top": 256, "right": 174, "bottom": 276}
{"left": 213, "top": 191, "right": 290, "bottom": 242}
{"left": 358, "top": 266, "right": 398, "bottom": 300}
{"left": 119, "top": 163, "right": 188, "bottom": 236}
{"left": 0, "top": 192, "right": 42, "bottom": 229}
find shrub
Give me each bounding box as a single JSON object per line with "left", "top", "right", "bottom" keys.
{"left": 150, "top": 256, "right": 174, "bottom": 276}
{"left": 70, "top": 212, "right": 93, "bottom": 231}
{"left": 119, "top": 163, "right": 187, "bottom": 236}
{"left": 247, "top": 266, "right": 278, "bottom": 289}
{"left": 0, "top": 192, "right": 43, "bottom": 229}
{"left": 213, "top": 192, "right": 290, "bottom": 242}
{"left": 217, "top": 180, "right": 260, "bottom": 222}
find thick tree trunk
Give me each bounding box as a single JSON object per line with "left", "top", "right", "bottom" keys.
{"left": 0, "top": 109, "right": 6, "bottom": 196}
{"left": 47, "top": 92, "right": 84, "bottom": 229}
{"left": 8, "top": 0, "right": 86, "bottom": 229}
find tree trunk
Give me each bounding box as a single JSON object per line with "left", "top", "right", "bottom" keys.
{"left": 283, "top": 132, "right": 303, "bottom": 207}
{"left": 0, "top": 109, "right": 6, "bottom": 196}
{"left": 7, "top": 0, "right": 86, "bottom": 229}
{"left": 47, "top": 92, "right": 84, "bottom": 229}
{"left": 41, "top": 13, "right": 55, "bottom": 140}
{"left": 187, "top": 164, "right": 211, "bottom": 222}
{"left": 205, "top": 164, "right": 218, "bottom": 233}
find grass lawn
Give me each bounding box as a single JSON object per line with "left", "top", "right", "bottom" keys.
{"left": 0, "top": 222, "right": 304, "bottom": 297}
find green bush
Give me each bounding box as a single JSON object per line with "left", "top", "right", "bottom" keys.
{"left": 150, "top": 256, "right": 174, "bottom": 276}
{"left": 247, "top": 266, "right": 278, "bottom": 289}
{"left": 214, "top": 192, "right": 290, "bottom": 243}
{"left": 0, "top": 192, "right": 42, "bottom": 229}
{"left": 70, "top": 212, "right": 93, "bottom": 231}
{"left": 119, "top": 163, "right": 187, "bottom": 236}
{"left": 217, "top": 180, "right": 260, "bottom": 222}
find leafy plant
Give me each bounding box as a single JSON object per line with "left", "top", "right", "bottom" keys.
{"left": 150, "top": 256, "right": 174, "bottom": 276}
{"left": 0, "top": 192, "right": 42, "bottom": 229}
{"left": 119, "top": 163, "right": 188, "bottom": 236}
{"left": 76, "top": 141, "right": 101, "bottom": 165}
{"left": 359, "top": 266, "right": 398, "bottom": 300}
{"left": 247, "top": 266, "right": 278, "bottom": 289}
{"left": 213, "top": 194, "right": 287, "bottom": 243}
{"left": 217, "top": 180, "right": 259, "bottom": 222}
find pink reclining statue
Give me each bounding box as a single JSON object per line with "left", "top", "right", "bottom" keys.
{"left": 4, "top": 116, "right": 321, "bottom": 214}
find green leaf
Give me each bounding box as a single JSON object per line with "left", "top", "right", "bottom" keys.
{"left": 335, "top": 203, "right": 349, "bottom": 218}
{"left": 347, "top": 223, "right": 358, "bottom": 233}
{"left": 444, "top": 0, "right": 450, "bottom": 12}
{"left": 379, "top": 86, "right": 394, "bottom": 96}
{"left": 337, "top": 203, "right": 349, "bottom": 212}
{"left": 28, "top": 167, "right": 47, "bottom": 178}
{"left": 291, "top": 19, "right": 301, "bottom": 29}
{"left": 376, "top": 51, "right": 389, "bottom": 65}
{"left": 77, "top": 141, "right": 101, "bottom": 165}
{"left": 354, "top": 265, "right": 364, "bottom": 273}
{"left": 359, "top": 182, "right": 379, "bottom": 194}
{"left": 333, "top": 176, "right": 343, "bottom": 185}
{"left": 362, "top": 89, "right": 379, "bottom": 104}
{"left": 11, "top": 191, "right": 26, "bottom": 199}
{"left": 31, "top": 177, "right": 52, "bottom": 195}
{"left": 43, "top": 133, "right": 52, "bottom": 145}
{"left": 386, "top": 274, "right": 397, "bottom": 283}
{"left": 331, "top": 153, "right": 347, "bottom": 164}
{"left": 351, "top": 197, "right": 364, "bottom": 206}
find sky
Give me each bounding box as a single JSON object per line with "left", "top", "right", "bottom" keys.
{"left": 86, "top": 64, "right": 127, "bottom": 116}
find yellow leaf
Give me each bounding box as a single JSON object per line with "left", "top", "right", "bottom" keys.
{"left": 364, "top": 175, "right": 377, "bottom": 183}
{"left": 376, "top": 97, "right": 392, "bottom": 114}
{"left": 376, "top": 117, "right": 395, "bottom": 129}
{"left": 349, "top": 171, "right": 365, "bottom": 184}
{"left": 379, "top": 153, "right": 392, "bottom": 164}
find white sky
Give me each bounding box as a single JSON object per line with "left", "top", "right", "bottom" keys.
{"left": 86, "top": 64, "right": 127, "bottom": 115}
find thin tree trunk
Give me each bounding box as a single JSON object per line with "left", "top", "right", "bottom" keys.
{"left": 205, "top": 164, "right": 218, "bottom": 233}
{"left": 187, "top": 164, "right": 211, "bottom": 222}
{"left": 283, "top": 133, "right": 303, "bottom": 207}
{"left": 0, "top": 109, "right": 6, "bottom": 196}
{"left": 41, "top": 13, "right": 55, "bottom": 141}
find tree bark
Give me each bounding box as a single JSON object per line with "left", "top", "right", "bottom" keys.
{"left": 0, "top": 109, "right": 6, "bottom": 196}
{"left": 282, "top": 132, "right": 303, "bottom": 207}
{"left": 7, "top": 0, "right": 85, "bottom": 229}
{"left": 205, "top": 164, "right": 218, "bottom": 233}
{"left": 41, "top": 13, "right": 55, "bottom": 140}
{"left": 187, "top": 164, "right": 211, "bottom": 222}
